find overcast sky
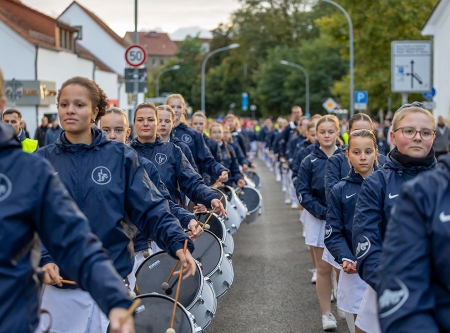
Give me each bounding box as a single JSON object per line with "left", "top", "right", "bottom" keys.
{"left": 22, "top": 0, "right": 241, "bottom": 37}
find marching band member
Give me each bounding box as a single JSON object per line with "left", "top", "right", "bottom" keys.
{"left": 36, "top": 77, "right": 196, "bottom": 333}
{"left": 352, "top": 102, "right": 436, "bottom": 333}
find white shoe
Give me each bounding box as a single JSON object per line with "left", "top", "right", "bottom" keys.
{"left": 309, "top": 268, "right": 317, "bottom": 284}
{"left": 291, "top": 203, "right": 299, "bottom": 209}
{"left": 282, "top": 186, "right": 287, "bottom": 192}
{"left": 322, "top": 312, "right": 337, "bottom": 331}
{"left": 337, "top": 308, "right": 346, "bottom": 320}
{"left": 302, "top": 228, "right": 306, "bottom": 238}
{"left": 284, "top": 199, "right": 291, "bottom": 204}
{"left": 275, "top": 175, "right": 281, "bottom": 182}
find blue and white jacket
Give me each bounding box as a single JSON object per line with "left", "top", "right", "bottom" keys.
{"left": 36, "top": 128, "right": 193, "bottom": 278}
{"left": 0, "top": 123, "right": 132, "bottom": 332}
{"left": 352, "top": 153, "right": 436, "bottom": 290}
{"left": 296, "top": 145, "right": 342, "bottom": 220}
{"left": 377, "top": 155, "right": 450, "bottom": 333}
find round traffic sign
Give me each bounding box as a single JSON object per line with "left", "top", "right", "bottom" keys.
{"left": 125, "top": 44, "right": 147, "bottom": 67}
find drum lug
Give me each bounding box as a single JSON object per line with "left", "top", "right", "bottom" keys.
{"left": 218, "top": 266, "right": 223, "bottom": 275}
{"left": 198, "top": 297, "right": 205, "bottom": 304}
{"left": 206, "top": 310, "right": 215, "bottom": 318}
{"left": 225, "top": 253, "right": 232, "bottom": 260}
{"left": 231, "top": 224, "right": 236, "bottom": 229}
{"left": 223, "top": 281, "right": 230, "bottom": 287}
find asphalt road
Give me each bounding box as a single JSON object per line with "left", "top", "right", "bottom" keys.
{"left": 206, "top": 159, "right": 349, "bottom": 333}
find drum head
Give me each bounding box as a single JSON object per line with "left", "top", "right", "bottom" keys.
{"left": 187, "top": 188, "right": 226, "bottom": 212}
{"left": 135, "top": 252, "right": 201, "bottom": 309}
{"left": 217, "top": 186, "right": 233, "bottom": 203}
{"left": 195, "top": 212, "right": 224, "bottom": 240}
{"left": 192, "top": 230, "right": 222, "bottom": 277}
{"left": 238, "top": 186, "right": 261, "bottom": 212}
{"left": 108, "top": 294, "right": 194, "bottom": 333}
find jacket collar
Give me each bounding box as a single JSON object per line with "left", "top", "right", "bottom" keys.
{"left": 55, "top": 127, "right": 109, "bottom": 152}
{"left": 0, "top": 123, "right": 22, "bottom": 151}
{"left": 131, "top": 136, "right": 163, "bottom": 149}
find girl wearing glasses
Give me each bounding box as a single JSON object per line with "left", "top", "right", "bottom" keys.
{"left": 352, "top": 102, "right": 436, "bottom": 333}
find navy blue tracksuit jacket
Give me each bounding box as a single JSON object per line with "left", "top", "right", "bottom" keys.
{"left": 0, "top": 123, "right": 132, "bottom": 332}
{"left": 378, "top": 155, "right": 450, "bottom": 333}
{"left": 36, "top": 129, "right": 193, "bottom": 278}
{"left": 352, "top": 153, "right": 436, "bottom": 290}
{"left": 218, "top": 142, "right": 243, "bottom": 186}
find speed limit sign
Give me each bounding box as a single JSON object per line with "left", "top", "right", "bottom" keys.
{"left": 125, "top": 44, "right": 147, "bottom": 67}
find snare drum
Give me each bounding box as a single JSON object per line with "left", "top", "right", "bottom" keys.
{"left": 195, "top": 212, "right": 234, "bottom": 255}
{"left": 218, "top": 186, "right": 247, "bottom": 224}
{"left": 192, "top": 230, "right": 234, "bottom": 298}
{"left": 244, "top": 170, "right": 261, "bottom": 189}
{"left": 106, "top": 293, "right": 202, "bottom": 333}
{"left": 135, "top": 252, "right": 217, "bottom": 329}
{"left": 237, "top": 185, "right": 263, "bottom": 224}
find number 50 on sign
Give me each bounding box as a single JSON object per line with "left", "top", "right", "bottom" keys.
{"left": 125, "top": 45, "right": 147, "bottom": 67}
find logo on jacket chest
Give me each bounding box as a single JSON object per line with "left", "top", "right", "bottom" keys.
{"left": 0, "top": 174, "right": 12, "bottom": 202}
{"left": 91, "top": 166, "right": 111, "bottom": 185}
{"left": 155, "top": 153, "right": 168, "bottom": 165}
{"left": 181, "top": 134, "right": 192, "bottom": 143}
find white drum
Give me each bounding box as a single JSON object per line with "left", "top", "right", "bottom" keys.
{"left": 195, "top": 212, "right": 234, "bottom": 256}
{"left": 219, "top": 186, "right": 247, "bottom": 224}
{"left": 237, "top": 185, "right": 263, "bottom": 224}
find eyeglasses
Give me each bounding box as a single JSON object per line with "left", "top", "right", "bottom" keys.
{"left": 393, "top": 127, "right": 436, "bottom": 141}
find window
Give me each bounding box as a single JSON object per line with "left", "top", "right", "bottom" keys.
{"left": 59, "top": 28, "right": 73, "bottom": 50}
{"left": 160, "top": 59, "right": 164, "bottom": 66}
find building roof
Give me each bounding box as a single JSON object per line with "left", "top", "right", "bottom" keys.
{"left": 124, "top": 31, "right": 178, "bottom": 56}
{"left": 422, "top": 0, "right": 446, "bottom": 34}
{"left": 0, "top": 0, "right": 58, "bottom": 49}
{"left": 59, "top": 1, "right": 128, "bottom": 47}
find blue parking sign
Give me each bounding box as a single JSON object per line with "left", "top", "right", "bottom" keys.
{"left": 242, "top": 92, "right": 249, "bottom": 111}
{"left": 354, "top": 91, "right": 368, "bottom": 110}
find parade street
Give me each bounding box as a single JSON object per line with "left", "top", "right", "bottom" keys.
{"left": 208, "top": 159, "right": 349, "bottom": 333}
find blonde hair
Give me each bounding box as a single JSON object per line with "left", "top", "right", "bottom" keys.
{"left": 0, "top": 68, "right": 4, "bottom": 99}
{"left": 156, "top": 105, "right": 175, "bottom": 120}
{"left": 392, "top": 104, "right": 436, "bottom": 131}
{"left": 165, "top": 94, "right": 186, "bottom": 123}
{"left": 134, "top": 102, "right": 158, "bottom": 123}
{"left": 316, "top": 114, "right": 343, "bottom": 146}
{"left": 210, "top": 122, "right": 231, "bottom": 158}
{"left": 104, "top": 107, "right": 129, "bottom": 127}
{"left": 192, "top": 110, "right": 207, "bottom": 121}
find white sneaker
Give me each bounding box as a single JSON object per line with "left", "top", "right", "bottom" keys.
{"left": 322, "top": 312, "right": 337, "bottom": 331}
{"left": 337, "top": 308, "right": 346, "bottom": 320}
{"left": 309, "top": 268, "right": 317, "bottom": 284}
{"left": 284, "top": 198, "right": 291, "bottom": 204}
{"left": 282, "top": 186, "right": 287, "bottom": 192}
{"left": 302, "top": 228, "right": 306, "bottom": 238}
{"left": 291, "top": 203, "right": 299, "bottom": 209}
{"left": 275, "top": 175, "right": 281, "bottom": 182}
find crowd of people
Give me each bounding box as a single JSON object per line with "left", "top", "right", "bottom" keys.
{"left": 258, "top": 104, "right": 450, "bottom": 332}
{"left": 1, "top": 63, "right": 450, "bottom": 333}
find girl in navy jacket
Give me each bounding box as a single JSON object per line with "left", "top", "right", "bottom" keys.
{"left": 210, "top": 122, "right": 245, "bottom": 188}
{"left": 166, "top": 94, "right": 228, "bottom": 184}
{"left": 325, "top": 129, "right": 381, "bottom": 332}
{"left": 36, "top": 77, "right": 196, "bottom": 333}
{"left": 378, "top": 154, "right": 450, "bottom": 333}
{"left": 352, "top": 103, "right": 436, "bottom": 333}
{"left": 296, "top": 115, "right": 342, "bottom": 331}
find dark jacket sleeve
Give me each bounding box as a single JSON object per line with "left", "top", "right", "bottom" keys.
{"left": 279, "top": 125, "right": 291, "bottom": 157}
{"left": 296, "top": 158, "right": 327, "bottom": 220}
{"left": 229, "top": 146, "right": 244, "bottom": 184}
{"left": 123, "top": 149, "right": 194, "bottom": 258}
{"left": 325, "top": 185, "right": 355, "bottom": 264}
{"left": 378, "top": 178, "right": 439, "bottom": 333}
{"left": 325, "top": 154, "right": 344, "bottom": 200}
{"left": 196, "top": 133, "right": 227, "bottom": 180}
{"left": 352, "top": 173, "right": 385, "bottom": 289}
{"left": 174, "top": 146, "right": 219, "bottom": 206}
{"left": 177, "top": 142, "right": 198, "bottom": 173}
{"left": 233, "top": 142, "right": 250, "bottom": 166}
{"left": 35, "top": 161, "right": 132, "bottom": 315}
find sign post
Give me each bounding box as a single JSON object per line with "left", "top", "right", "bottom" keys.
{"left": 354, "top": 90, "right": 368, "bottom": 111}
{"left": 391, "top": 41, "right": 432, "bottom": 104}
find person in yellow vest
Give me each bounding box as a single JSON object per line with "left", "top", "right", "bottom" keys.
{"left": 2, "top": 109, "right": 38, "bottom": 153}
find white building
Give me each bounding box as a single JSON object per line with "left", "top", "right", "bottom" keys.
{"left": 0, "top": 0, "right": 120, "bottom": 137}
{"left": 422, "top": 0, "right": 450, "bottom": 119}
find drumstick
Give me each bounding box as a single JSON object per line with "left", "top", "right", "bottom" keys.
{"left": 60, "top": 279, "right": 76, "bottom": 285}
{"left": 119, "top": 298, "right": 142, "bottom": 327}
{"left": 161, "top": 260, "right": 180, "bottom": 291}
{"left": 167, "top": 240, "right": 188, "bottom": 333}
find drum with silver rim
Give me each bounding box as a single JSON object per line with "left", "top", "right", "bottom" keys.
{"left": 106, "top": 293, "right": 202, "bottom": 333}
{"left": 244, "top": 170, "right": 261, "bottom": 189}
{"left": 192, "top": 230, "right": 234, "bottom": 298}
{"left": 218, "top": 186, "right": 247, "bottom": 224}
{"left": 195, "top": 212, "right": 234, "bottom": 255}
{"left": 237, "top": 185, "right": 263, "bottom": 224}
{"left": 134, "top": 251, "right": 217, "bottom": 329}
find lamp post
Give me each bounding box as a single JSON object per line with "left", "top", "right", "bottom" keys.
{"left": 321, "top": 0, "right": 354, "bottom": 116}
{"left": 155, "top": 65, "right": 180, "bottom": 98}
{"left": 201, "top": 43, "right": 240, "bottom": 112}
{"left": 280, "top": 60, "right": 309, "bottom": 115}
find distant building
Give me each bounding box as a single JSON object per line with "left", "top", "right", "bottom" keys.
{"left": 422, "top": 0, "right": 450, "bottom": 119}
{"left": 0, "top": 0, "right": 118, "bottom": 136}
{"left": 124, "top": 31, "right": 178, "bottom": 70}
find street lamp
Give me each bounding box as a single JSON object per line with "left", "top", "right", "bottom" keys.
{"left": 321, "top": 0, "right": 354, "bottom": 116}
{"left": 280, "top": 60, "right": 310, "bottom": 115}
{"left": 201, "top": 43, "right": 240, "bottom": 112}
{"left": 155, "top": 65, "right": 180, "bottom": 97}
